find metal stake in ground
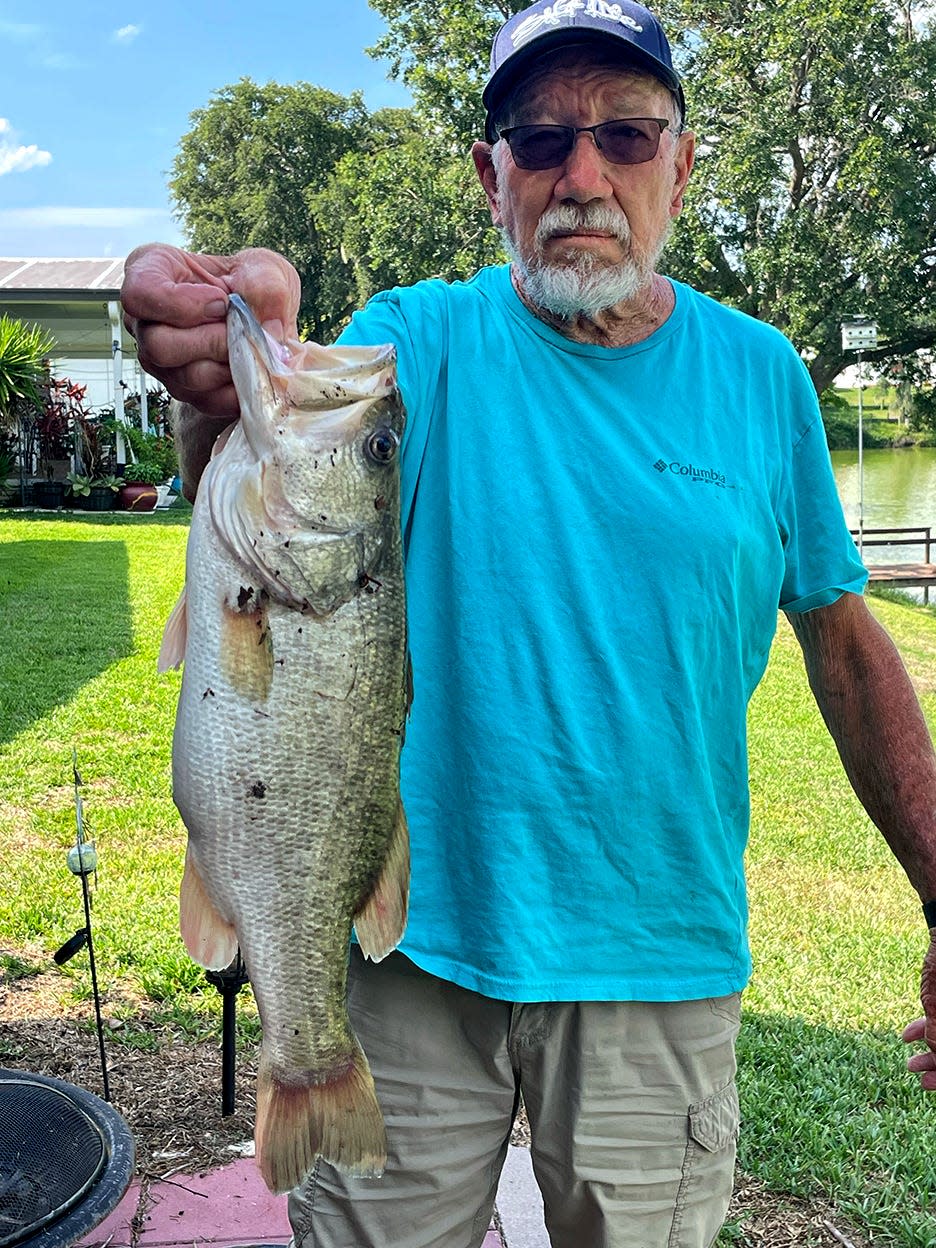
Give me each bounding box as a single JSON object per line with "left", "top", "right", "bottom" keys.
{"left": 205, "top": 951, "right": 250, "bottom": 1116}
{"left": 53, "top": 751, "right": 110, "bottom": 1102}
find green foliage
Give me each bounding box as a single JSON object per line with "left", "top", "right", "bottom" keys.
{"left": 654, "top": 0, "right": 936, "bottom": 391}
{"left": 122, "top": 460, "right": 164, "bottom": 485}
{"left": 66, "top": 472, "right": 122, "bottom": 496}
{"left": 367, "top": 0, "right": 513, "bottom": 150}
{"left": 0, "top": 314, "right": 55, "bottom": 425}
{"left": 107, "top": 421, "right": 178, "bottom": 481}
{"left": 365, "top": 0, "right": 936, "bottom": 393}
{"left": 902, "top": 387, "right": 936, "bottom": 437}
{"left": 311, "top": 112, "right": 502, "bottom": 309}
{"left": 170, "top": 78, "right": 369, "bottom": 340}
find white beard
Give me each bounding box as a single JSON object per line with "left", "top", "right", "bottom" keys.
{"left": 500, "top": 202, "right": 667, "bottom": 319}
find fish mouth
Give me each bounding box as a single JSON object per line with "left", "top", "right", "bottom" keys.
{"left": 228, "top": 292, "right": 286, "bottom": 375}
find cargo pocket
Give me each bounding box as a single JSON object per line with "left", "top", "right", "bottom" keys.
{"left": 668, "top": 1081, "right": 740, "bottom": 1248}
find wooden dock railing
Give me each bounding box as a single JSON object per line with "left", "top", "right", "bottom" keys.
{"left": 849, "top": 525, "right": 933, "bottom": 562}
{"left": 848, "top": 526, "right": 936, "bottom": 594}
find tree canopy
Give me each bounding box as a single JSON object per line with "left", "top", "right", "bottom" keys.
{"left": 657, "top": 0, "right": 936, "bottom": 391}
{"left": 170, "top": 79, "right": 369, "bottom": 340}
{"left": 169, "top": 1, "right": 936, "bottom": 388}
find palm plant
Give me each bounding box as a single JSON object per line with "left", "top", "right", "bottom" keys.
{"left": 0, "top": 315, "right": 55, "bottom": 427}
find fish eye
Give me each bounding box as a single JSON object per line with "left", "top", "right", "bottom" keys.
{"left": 365, "top": 427, "right": 399, "bottom": 465}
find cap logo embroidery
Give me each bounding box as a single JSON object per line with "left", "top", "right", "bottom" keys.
{"left": 584, "top": 0, "right": 644, "bottom": 33}
{"left": 511, "top": 0, "right": 644, "bottom": 49}
{"left": 511, "top": 0, "right": 584, "bottom": 48}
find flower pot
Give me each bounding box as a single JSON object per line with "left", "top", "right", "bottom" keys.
{"left": 76, "top": 486, "right": 115, "bottom": 512}
{"left": 117, "top": 483, "right": 158, "bottom": 512}
{"left": 31, "top": 481, "right": 66, "bottom": 509}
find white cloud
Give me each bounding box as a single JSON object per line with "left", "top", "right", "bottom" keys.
{"left": 0, "top": 19, "right": 42, "bottom": 41}
{"left": 0, "top": 207, "right": 169, "bottom": 228}
{"left": 39, "top": 51, "right": 81, "bottom": 69}
{"left": 0, "top": 119, "right": 52, "bottom": 176}
{"left": 112, "top": 23, "right": 141, "bottom": 43}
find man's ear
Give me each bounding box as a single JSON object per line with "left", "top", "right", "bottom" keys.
{"left": 471, "top": 141, "right": 502, "bottom": 226}
{"left": 669, "top": 130, "right": 696, "bottom": 218}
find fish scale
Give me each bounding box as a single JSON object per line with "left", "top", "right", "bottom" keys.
{"left": 159, "top": 293, "right": 409, "bottom": 1193}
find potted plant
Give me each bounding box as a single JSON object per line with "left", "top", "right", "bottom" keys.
{"left": 117, "top": 460, "right": 162, "bottom": 512}
{"left": 66, "top": 471, "right": 122, "bottom": 511}
{"left": 0, "top": 447, "right": 15, "bottom": 506}
{"left": 0, "top": 316, "right": 55, "bottom": 506}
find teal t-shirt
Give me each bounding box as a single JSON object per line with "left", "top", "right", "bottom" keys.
{"left": 339, "top": 265, "right": 867, "bottom": 1003}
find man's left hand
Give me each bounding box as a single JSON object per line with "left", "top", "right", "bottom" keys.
{"left": 903, "top": 932, "right": 936, "bottom": 1088}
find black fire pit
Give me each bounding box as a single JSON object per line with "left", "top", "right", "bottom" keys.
{"left": 0, "top": 1068, "right": 134, "bottom": 1248}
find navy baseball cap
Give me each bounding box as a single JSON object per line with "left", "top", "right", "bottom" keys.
{"left": 483, "top": 0, "right": 685, "bottom": 143}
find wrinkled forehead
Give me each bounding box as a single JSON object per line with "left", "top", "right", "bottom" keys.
{"left": 499, "top": 47, "right": 676, "bottom": 124}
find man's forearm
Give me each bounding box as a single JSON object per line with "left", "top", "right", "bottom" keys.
{"left": 788, "top": 593, "right": 936, "bottom": 901}
{"left": 170, "top": 402, "right": 235, "bottom": 502}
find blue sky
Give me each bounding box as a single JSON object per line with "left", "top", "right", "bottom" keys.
{"left": 0, "top": 0, "right": 412, "bottom": 258}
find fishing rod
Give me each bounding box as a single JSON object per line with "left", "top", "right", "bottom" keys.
{"left": 53, "top": 749, "right": 110, "bottom": 1101}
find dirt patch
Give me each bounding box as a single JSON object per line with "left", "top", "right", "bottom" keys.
{"left": 0, "top": 967, "right": 257, "bottom": 1178}
{"left": 0, "top": 969, "right": 871, "bottom": 1245}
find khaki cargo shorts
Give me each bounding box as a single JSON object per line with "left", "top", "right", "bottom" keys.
{"left": 288, "top": 947, "right": 740, "bottom": 1248}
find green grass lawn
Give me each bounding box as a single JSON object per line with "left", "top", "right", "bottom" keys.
{"left": 2, "top": 512, "right": 936, "bottom": 1243}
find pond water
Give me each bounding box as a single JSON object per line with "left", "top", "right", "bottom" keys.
{"left": 831, "top": 447, "right": 936, "bottom": 531}
{"left": 831, "top": 447, "right": 936, "bottom": 599}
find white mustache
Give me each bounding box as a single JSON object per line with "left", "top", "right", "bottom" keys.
{"left": 535, "top": 204, "right": 631, "bottom": 248}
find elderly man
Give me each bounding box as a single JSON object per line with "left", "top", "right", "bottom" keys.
{"left": 122, "top": 2, "right": 936, "bottom": 1245}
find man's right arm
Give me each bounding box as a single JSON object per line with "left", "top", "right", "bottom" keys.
{"left": 120, "top": 243, "right": 301, "bottom": 498}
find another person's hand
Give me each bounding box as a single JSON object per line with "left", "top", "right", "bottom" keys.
{"left": 121, "top": 244, "right": 301, "bottom": 418}
{"left": 902, "top": 931, "right": 936, "bottom": 1088}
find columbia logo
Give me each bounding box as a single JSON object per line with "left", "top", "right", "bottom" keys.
{"left": 653, "top": 458, "right": 733, "bottom": 489}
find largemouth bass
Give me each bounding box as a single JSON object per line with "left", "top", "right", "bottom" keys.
{"left": 158, "top": 293, "right": 409, "bottom": 1193}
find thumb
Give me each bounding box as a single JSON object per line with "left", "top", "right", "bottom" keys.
{"left": 227, "top": 248, "right": 301, "bottom": 343}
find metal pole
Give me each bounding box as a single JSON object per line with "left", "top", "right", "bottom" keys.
{"left": 205, "top": 952, "right": 249, "bottom": 1116}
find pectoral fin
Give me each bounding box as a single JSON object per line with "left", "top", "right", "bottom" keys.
{"left": 354, "top": 799, "right": 409, "bottom": 962}
{"left": 221, "top": 597, "right": 274, "bottom": 701}
{"left": 179, "top": 842, "right": 238, "bottom": 970}
{"left": 157, "top": 587, "right": 188, "bottom": 673}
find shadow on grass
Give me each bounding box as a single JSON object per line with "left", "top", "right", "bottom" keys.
{"left": 0, "top": 538, "right": 133, "bottom": 744}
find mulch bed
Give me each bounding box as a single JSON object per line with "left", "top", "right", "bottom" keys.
{"left": 0, "top": 962, "right": 871, "bottom": 1246}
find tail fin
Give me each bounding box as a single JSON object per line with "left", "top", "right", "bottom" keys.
{"left": 255, "top": 1043, "right": 387, "bottom": 1193}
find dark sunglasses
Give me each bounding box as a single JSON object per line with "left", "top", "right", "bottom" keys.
{"left": 498, "top": 117, "right": 670, "bottom": 171}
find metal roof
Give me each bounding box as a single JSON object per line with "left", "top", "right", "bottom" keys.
{"left": 0, "top": 257, "right": 135, "bottom": 359}
{"left": 0, "top": 257, "right": 125, "bottom": 296}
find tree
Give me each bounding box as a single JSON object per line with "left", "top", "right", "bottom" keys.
{"left": 367, "top": 0, "right": 513, "bottom": 150}
{"left": 170, "top": 79, "right": 369, "bottom": 340}
{"left": 312, "top": 110, "right": 501, "bottom": 306}
{"left": 368, "top": 0, "right": 936, "bottom": 392}
{"left": 657, "top": 0, "right": 936, "bottom": 391}
{"left": 0, "top": 314, "right": 55, "bottom": 428}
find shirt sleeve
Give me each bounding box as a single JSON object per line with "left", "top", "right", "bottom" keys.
{"left": 778, "top": 415, "right": 868, "bottom": 613}
{"left": 336, "top": 284, "right": 447, "bottom": 539}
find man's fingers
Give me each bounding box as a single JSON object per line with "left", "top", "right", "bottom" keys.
{"left": 224, "top": 247, "right": 301, "bottom": 341}
{"left": 135, "top": 319, "right": 230, "bottom": 372}
{"left": 902, "top": 1016, "right": 927, "bottom": 1043}
{"left": 122, "top": 244, "right": 231, "bottom": 329}
{"left": 160, "top": 373, "right": 240, "bottom": 420}
{"left": 903, "top": 1014, "right": 936, "bottom": 1090}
